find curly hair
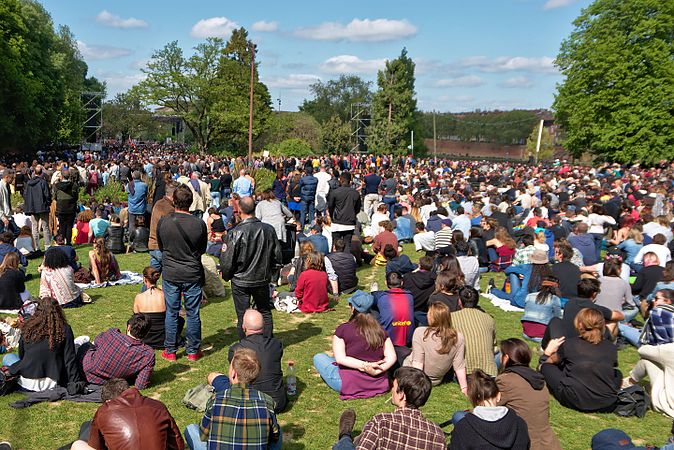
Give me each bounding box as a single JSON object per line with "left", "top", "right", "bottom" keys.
{"left": 21, "top": 297, "right": 67, "bottom": 350}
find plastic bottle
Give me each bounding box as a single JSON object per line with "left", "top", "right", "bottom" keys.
{"left": 286, "top": 361, "right": 297, "bottom": 396}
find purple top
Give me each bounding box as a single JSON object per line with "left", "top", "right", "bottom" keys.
{"left": 334, "top": 321, "right": 390, "bottom": 400}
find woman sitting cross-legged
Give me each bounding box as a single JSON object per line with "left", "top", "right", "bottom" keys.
{"left": 449, "top": 369, "right": 530, "bottom": 450}
{"left": 403, "top": 301, "right": 468, "bottom": 390}
{"left": 496, "top": 338, "right": 562, "bottom": 450}
{"left": 2, "top": 297, "right": 83, "bottom": 392}
{"left": 488, "top": 249, "right": 551, "bottom": 308}
{"left": 39, "top": 247, "right": 83, "bottom": 308}
{"left": 0, "top": 253, "right": 26, "bottom": 309}
{"left": 133, "top": 267, "right": 184, "bottom": 349}
{"left": 89, "top": 237, "right": 121, "bottom": 285}
{"left": 313, "top": 292, "right": 396, "bottom": 400}
{"left": 520, "top": 275, "right": 563, "bottom": 342}
{"left": 540, "top": 308, "right": 622, "bottom": 412}
{"left": 295, "top": 251, "right": 329, "bottom": 313}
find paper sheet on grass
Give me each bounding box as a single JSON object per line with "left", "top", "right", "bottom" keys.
{"left": 482, "top": 293, "right": 525, "bottom": 312}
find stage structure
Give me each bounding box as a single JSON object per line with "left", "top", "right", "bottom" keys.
{"left": 350, "top": 102, "right": 370, "bottom": 154}
{"left": 82, "top": 91, "right": 104, "bottom": 143}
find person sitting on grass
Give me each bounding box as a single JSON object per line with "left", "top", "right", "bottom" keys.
{"left": 428, "top": 270, "right": 464, "bottom": 312}
{"left": 496, "top": 338, "right": 561, "bottom": 450}
{"left": 0, "top": 253, "right": 26, "bottom": 309}
{"left": 133, "top": 267, "right": 184, "bottom": 350}
{"left": 87, "top": 207, "right": 110, "bottom": 242}
{"left": 89, "top": 237, "right": 121, "bottom": 285}
{"left": 69, "top": 378, "right": 184, "bottom": 450}
{"left": 451, "top": 286, "right": 497, "bottom": 376}
{"left": 326, "top": 239, "right": 359, "bottom": 295}
{"left": 2, "top": 297, "right": 83, "bottom": 392}
{"left": 619, "top": 288, "right": 674, "bottom": 348}
{"left": 79, "top": 313, "right": 155, "bottom": 390}
{"left": 332, "top": 367, "right": 446, "bottom": 450}
{"left": 39, "top": 247, "right": 83, "bottom": 308}
{"left": 384, "top": 243, "right": 417, "bottom": 275}
{"left": 520, "top": 275, "right": 563, "bottom": 342}
{"left": 372, "top": 271, "right": 415, "bottom": 351}
{"left": 403, "top": 301, "right": 467, "bottom": 390}
{"left": 0, "top": 231, "right": 27, "bottom": 272}
{"left": 183, "top": 348, "right": 281, "bottom": 450}
{"left": 313, "top": 292, "right": 396, "bottom": 400}
{"left": 540, "top": 308, "right": 621, "bottom": 413}
{"left": 449, "top": 369, "right": 530, "bottom": 450}
{"left": 295, "top": 251, "right": 329, "bottom": 313}
{"left": 128, "top": 215, "right": 149, "bottom": 253}
{"left": 104, "top": 214, "right": 125, "bottom": 254}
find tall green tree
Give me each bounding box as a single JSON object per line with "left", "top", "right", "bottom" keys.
{"left": 300, "top": 75, "right": 372, "bottom": 124}
{"left": 102, "top": 87, "right": 158, "bottom": 141}
{"left": 525, "top": 124, "right": 555, "bottom": 162}
{"left": 553, "top": 0, "right": 674, "bottom": 163}
{"left": 366, "top": 48, "right": 420, "bottom": 154}
{"left": 320, "top": 115, "right": 351, "bottom": 153}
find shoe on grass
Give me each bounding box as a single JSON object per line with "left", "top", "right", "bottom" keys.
{"left": 161, "top": 350, "right": 177, "bottom": 362}
{"left": 188, "top": 351, "right": 204, "bottom": 362}
{"left": 621, "top": 377, "right": 635, "bottom": 389}
{"left": 485, "top": 278, "right": 495, "bottom": 294}
{"left": 338, "top": 408, "right": 356, "bottom": 439}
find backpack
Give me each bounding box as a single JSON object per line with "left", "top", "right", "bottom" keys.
{"left": 0, "top": 369, "right": 17, "bottom": 396}
{"left": 183, "top": 383, "right": 215, "bottom": 412}
{"left": 615, "top": 384, "right": 650, "bottom": 418}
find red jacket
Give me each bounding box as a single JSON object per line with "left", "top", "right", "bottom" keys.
{"left": 295, "top": 269, "right": 329, "bottom": 313}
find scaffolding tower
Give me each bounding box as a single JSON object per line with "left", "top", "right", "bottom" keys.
{"left": 350, "top": 102, "right": 370, "bottom": 154}
{"left": 82, "top": 91, "right": 104, "bottom": 143}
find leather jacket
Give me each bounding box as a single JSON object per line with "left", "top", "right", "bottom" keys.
{"left": 220, "top": 217, "right": 282, "bottom": 287}
{"left": 88, "top": 387, "right": 185, "bottom": 450}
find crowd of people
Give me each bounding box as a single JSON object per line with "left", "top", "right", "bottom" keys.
{"left": 0, "top": 143, "right": 673, "bottom": 449}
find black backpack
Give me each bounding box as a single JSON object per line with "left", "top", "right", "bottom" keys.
{"left": 0, "top": 369, "right": 17, "bottom": 396}
{"left": 615, "top": 384, "right": 650, "bottom": 418}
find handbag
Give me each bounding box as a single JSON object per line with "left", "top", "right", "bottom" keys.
{"left": 183, "top": 383, "right": 215, "bottom": 412}
{"left": 0, "top": 367, "right": 18, "bottom": 396}
{"left": 615, "top": 384, "right": 650, "bottom": 418}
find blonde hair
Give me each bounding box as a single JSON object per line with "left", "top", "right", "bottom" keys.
{"left": 627, "top": 227, "right": 643, "bottom": 244}
{"left": 231, "top": 348, "right": 261, "bottom": 384}
{"left": 574, "top": 308, "right": 605, "bottom": 345}
{"left": 425, "top": 302, "right": 458, "bottom": 354}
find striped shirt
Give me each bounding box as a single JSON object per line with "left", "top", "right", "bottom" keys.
{"left": 434, "top": 228, "right": 453, "bottom": 250}
{"left": 451, "top": 308, "right": 497, "bottom": 376}
{"left": 200, "top": 383, "right": 280, "bottom": 450}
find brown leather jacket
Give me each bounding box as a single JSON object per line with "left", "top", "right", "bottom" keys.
{"left": 88, "top": 387, "right": 185, "bottom": 450}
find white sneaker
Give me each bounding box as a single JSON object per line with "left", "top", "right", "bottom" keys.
{"left": 74, "top": 335, "right": 90, "bottom": 348}
{"left": 621, "top": 377, "right": 635, "bottom": 389}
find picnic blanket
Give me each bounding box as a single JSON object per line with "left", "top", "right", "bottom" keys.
{"left": 11, "top": 384, "right": 103, "bottom": 408}
{"left": 482, "top": 293, "right": 525, "bottom": 313}
{"left": 75, "top": 271, "right": 143, "bottom": 290}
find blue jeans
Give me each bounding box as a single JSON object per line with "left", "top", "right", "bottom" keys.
{"left": 333, "top": 436, "right": 356, "bottom": 450}
{"left": 383, "top": 196, "right": 397, "bottom": 220}
{"left": 141, "top": 250, "right": 163, "bottom": 293}
{"left": 300, "top": 200, "right": 315, "bottom": 228}
{"left": 451, "top": 411, "right": 468, "bottom": 424}
{"left": 313, "top": 353, "right": 342, "bottom": 393}
{"left": 487, "top": 247, "right": 498, "bottom": 264}
{"left": 622, "top": 307, "right": 639, "bottom": 323}
{"left": 591, "top": 233, "right": 604, "bottom": 263}
{"left": 619, "top": 322, "right": 642, "bottom": 347}
{"left": 185, "top": 422, "right": 282, "bottom": 450}
{"left": 163, "top": 279, "right": 202, "bottom": 354}
{"left": 210, "top": 192, "right": 220, "bottom": 208}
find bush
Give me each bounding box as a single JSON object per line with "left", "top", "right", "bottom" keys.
{"left": 266, "top": 138, "right": 313, "bottom": 158}
{"left": 80, "top": 181, "right": 128, "bottom": 204}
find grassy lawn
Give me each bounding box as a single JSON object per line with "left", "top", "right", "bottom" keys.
{"left": 0, "top": 244, "right": 671, "bottom": 449}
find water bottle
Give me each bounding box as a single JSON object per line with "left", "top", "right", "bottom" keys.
{"left": 286, "top": 360, "right": 297, "bottom": 396}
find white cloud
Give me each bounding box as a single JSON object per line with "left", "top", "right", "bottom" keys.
{"left": 128, "top": 59, "right": 151, "bottom": 70}
{"left": 543, "top": 0, "right": 577, "bottom": 9}
{"left": 459, "top": 56, "right": 557, "bottom": 74}
{"left": 263, "top": 74, "right": 321, "bottom": 89}
{"left": 501, "top": 76, "right": 535, "bottom": 88}
{"left": 434, "top": 75, "right": 485, "bottom": 88}
{"left": 77, "top": 41, "right": 132, "bottom": 60}
{"left": 191, "top": 17, "right": 239, "bottom": 39}
{"left": 96, "top": 71, "right": 146, "bottom": 95}
{"left": 252, "top": 20, "right": 279, "bottom": 32}
{"left": 320, "top": 55, "right": 387, "bottom": 74}
{"left": 295, "top": 18, "right": 417, "bottom": 42}
{"left": 95, "top": 10, "right": 148, "bottom": 29}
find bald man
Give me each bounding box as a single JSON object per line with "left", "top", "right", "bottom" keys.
{"left": 226, "top": 309, "right": 287, "bottom": 413}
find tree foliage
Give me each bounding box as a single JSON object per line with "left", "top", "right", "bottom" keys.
{"left": 525, "top": 124, "right": 555, "bottom": 161}
{"left": 0, "top": 0, "right": 104, "bottom": 151}
{"left": 320, "top": 115, "right": 352, "bottom": 153}
{"left": 102, "top": 87, "right": 158, "bottom": 141}
{"left": 366, "top": 49, "right": 420, "bottom": 155}
{"left": 260, "top": 112, "right": 321, "bottom": 150}
{"left": 138, "top": 28, "right": 272, "bottom": 153}
{"left": 553, "top": 0, "right": 674, "bottom": 163}
{"left": 266, "top": 138, "right": 313, "bottom": 157}
{"left": 299, "top": 75, "right": 372, "bottom": 124}
{"left": 419, "top": 110, "right": 538, "bottom": 144}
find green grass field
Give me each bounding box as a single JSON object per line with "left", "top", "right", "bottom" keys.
{"left": 0, "top": 244, "right": 671, "bottom": 449}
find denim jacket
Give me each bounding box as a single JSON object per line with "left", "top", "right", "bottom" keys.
{"left": 520, "top": 292, "right": 563, "bottom": 325}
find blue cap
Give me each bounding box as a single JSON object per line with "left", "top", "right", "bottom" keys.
{"left": 591, "top": 429, "right": 645, "bottom": 450}
{"left": 348, "top": 290, "right": 374, "bottom": 313}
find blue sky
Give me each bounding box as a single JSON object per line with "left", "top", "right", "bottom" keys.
{"left": 41, "top": 0, "right": 591, "bottom": 112}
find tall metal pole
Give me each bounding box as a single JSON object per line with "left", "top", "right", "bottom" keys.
{"left": 410, "top": 130, "right": 414, "bottom": 158}
{"left": 248, "top": 43, "right": 256, "bottom": 162}
{"left": 433, "top": 110, "right": 437, "bottom": 163}
{"left": 534, "top": 118, "right": 544, "bottom": 163}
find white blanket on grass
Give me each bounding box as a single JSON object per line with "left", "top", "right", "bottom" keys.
{"left": 75, "top": 271, "right": 143, "bottom": 290}
{"left": 482, "top": 293, "right": 525, "bottom": 313}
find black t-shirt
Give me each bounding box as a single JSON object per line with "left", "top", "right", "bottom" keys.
{"left": 561, "top": 298, "right": 612, "bottom": 338}
{"left": 552, "top": 261, "right": 581, "bottom": 298}
{"left": 631, "top": 265, "right": 664, "bottom": 297}
{"left": 0, "top": 268, "right": 25, "bottom": 309}
{"left": 219, "top": 173, "right": 233, "bottom": 189}
{"left": 428, "top": 292, "right": 461, "bottom": 312}
{"left": 364, "top": 174, "right": 381, "bottom": 195}
{"left": 157, "top": 212, "right": 207, "bottom": 284}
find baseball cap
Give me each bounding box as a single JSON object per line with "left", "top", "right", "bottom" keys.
{"left": 591, "top": 429, "right": 645, "bottom": 450}
{"left": 348, "top": 290, "right": 374, "bottom": 313}
{"left": 441, "top": 218, "right": 453, "bottom": 227}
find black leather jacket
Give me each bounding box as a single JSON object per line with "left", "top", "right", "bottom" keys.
{"left": 220, "top": 217, "right": 282, "bottom": 287}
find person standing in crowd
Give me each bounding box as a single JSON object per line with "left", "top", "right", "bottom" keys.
{"left": 54, "top": 168, "right": 79, "bottom": 245}
{"left": 363, "top": 167, "right": 381, "bottom": 220}
{"left": 126, "top": 171, "right": 148, "bottom": 238}
{"left": 220, "top": 196, "right": 282, "bottom": 339}
{"left": 327, "top": 172, "right": 361, "bottom": 253}
{"left": 148, "top": 181, "right": 176, "bottom": 279}
{"left": 228, "top": 309, "right": 287, "bottom": 413}
{"left": 232, "top": 168, "right": 253, "bottom": 198}
{"left": 186, "top": 171, "right": 210, "bottom": 219}
{"left": 314, "top": 164, "right": 332, "bottom": 218}
{"left": 23, "top": 165, "right": 51, "bottom": 251}
{"left": 0, "top": 169, "right": 15, "bottom": 235}
{"left": 380, "top": 170, "right": 398, "bottom": 219}
{"left": 299, "top": 166, "right": 318, "bottom": 229}
{"left": 157, "top": 185, "right": 207, "bottom": 362}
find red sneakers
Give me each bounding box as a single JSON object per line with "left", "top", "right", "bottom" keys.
{"left": 161, "top": 350, "right": 177, "bottom": 362}
{"left": 187, "top": 351, "right": 204, "bottom": 362}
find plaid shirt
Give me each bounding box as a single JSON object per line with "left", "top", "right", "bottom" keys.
{"left": 200, "top": 383, "right": 280, "bottom": 450}
{"left": 356, "top": 407, "right": 446, "bottom": 450}
{"left": 641, "top": 304, "right": 674, "bottom": 346}
{"left": 82, "top": 328, "right": 155, "bottom": 389}
{"left": 512, "top": 245, "right": 536, "bottom": 266}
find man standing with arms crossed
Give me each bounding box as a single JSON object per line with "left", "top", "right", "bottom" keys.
{"left": 220, "top": 196, "right": 282, "bottom": 339}
{"left": 157, "top": 185, "right": 207, "bottom": 362}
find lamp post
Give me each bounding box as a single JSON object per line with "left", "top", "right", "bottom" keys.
{"left": 248, "top": 43, "right": 257, "bottom": 162}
